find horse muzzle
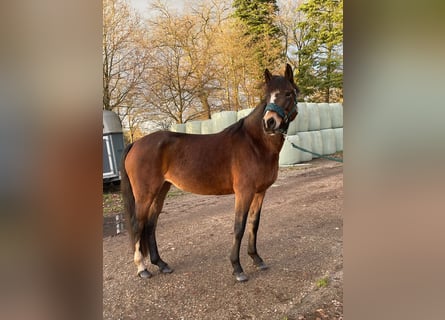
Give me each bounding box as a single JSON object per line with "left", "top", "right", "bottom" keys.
{"left": 263, "top": 111, "right": 283, "bottom": 134}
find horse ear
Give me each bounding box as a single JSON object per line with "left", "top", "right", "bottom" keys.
{"left": 285, "top": 64, "right": 294, "bottom": 84}
{"left": 264, "top": 69, "right": 272, "bottom": 83}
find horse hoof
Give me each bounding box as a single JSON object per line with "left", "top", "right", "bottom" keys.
{"left": 160, "top": 265, "right": 173, "bottom": 274}
{"left": 235, "top": 272, "right": 248, "bottom": 282}
{"left": 256, "top": 262, "right": 269, "bottom": 270}
{"left": 138, "top": 269, "right": 152, "bottom": 279}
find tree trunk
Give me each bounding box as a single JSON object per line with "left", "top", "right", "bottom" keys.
{"left": 199, "top": 91, "right": 211, "bottom": 119}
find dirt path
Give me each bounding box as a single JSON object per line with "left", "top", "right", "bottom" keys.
{"left": 103, "top": 159, "right": 343, "bottom": 320}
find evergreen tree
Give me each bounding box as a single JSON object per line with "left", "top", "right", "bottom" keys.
{"left": 232, "top": 0, "right": 283, "bottom": 70}
{"left": 297, "top": 0, "right": 343, "bottom": 102}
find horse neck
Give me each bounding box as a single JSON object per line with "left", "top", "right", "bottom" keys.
{"left": 243, "top": 102, "right": 284, "bottom": 153}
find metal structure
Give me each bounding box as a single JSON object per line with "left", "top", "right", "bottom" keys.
{"left": 103, "top": 110, "right": 125, "bottom": 183}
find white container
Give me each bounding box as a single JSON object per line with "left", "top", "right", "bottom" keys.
{"left": 279, "top": 135, "right": 301, "bottom": 166}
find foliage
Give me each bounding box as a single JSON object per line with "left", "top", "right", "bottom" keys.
{"left": 232, "top": 0, "right": 283, "bottom": 70}
{"left": 102, "top": 0, "right": 343, "bottom": 136}
{"left": 103, "top": 0, "right": 151, "bottom": 140}
{"left": 296, "top": 0, "right": 343, "bottom": 102}
{"left": 232, "top": 0, "right": 280, "bottom": 37}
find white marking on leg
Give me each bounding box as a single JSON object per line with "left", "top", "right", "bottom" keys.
{"left": 134, "top": 240, "right": 147, "bottom": 273}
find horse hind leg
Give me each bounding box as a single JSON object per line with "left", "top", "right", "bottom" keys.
{"left": 146, "top": 182, "right": 173, "bottom": 274}
{"left": 132, "top": 182, "right": 168, "bottom": 278}
{"left": 133, "top": 198, "right": 155, "bottom": 278}
{"left": 134, "top": 239, "right": 151, "bottom": 278}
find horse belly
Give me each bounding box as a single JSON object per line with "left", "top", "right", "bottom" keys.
{"left": 164, "top": 170, "right": 234, "bottom": 195}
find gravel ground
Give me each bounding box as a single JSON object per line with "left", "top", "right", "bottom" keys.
{"left": 103, "top": 158, "right": 343, "bottom": 320}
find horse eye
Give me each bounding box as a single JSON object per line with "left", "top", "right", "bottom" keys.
{"left": 285, "top": 92, "right": 292, "bottom": 97}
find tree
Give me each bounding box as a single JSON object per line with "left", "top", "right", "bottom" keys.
{"left": 141, "top": 0, "right": 234, "bottom": 124}
{"left": 297, "top": 0, "right": 343, "bottom": 102}
{"left": 103, "top": 0, "right": 150, "bottom": 135}
{"left": 232, "top": 0, "right": 283, "bottom": 71}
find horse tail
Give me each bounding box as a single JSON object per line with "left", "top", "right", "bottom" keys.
{"left": 120, "top": 143, "right": 139, "bottom": 250}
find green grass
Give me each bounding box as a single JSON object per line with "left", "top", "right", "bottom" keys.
{"left": 316, "top": 277, "right": 329, "bottom": 288}
{"left": 103, "top": 191, "right": 124, "bottom": 216}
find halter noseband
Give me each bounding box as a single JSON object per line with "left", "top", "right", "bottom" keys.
{"left": 263, "top": 98, "right": 298, "bottom": 133}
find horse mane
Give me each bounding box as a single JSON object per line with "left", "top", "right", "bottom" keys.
{"left": 221, "top": 101, "right": 266, "bottom": 136}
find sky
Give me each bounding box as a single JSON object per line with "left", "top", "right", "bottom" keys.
{"left": 128, "top": 0, "right": 184, "bottom": 17}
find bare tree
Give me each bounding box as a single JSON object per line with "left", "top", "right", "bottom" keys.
{"left": 103, "top": 0, "right": 150, "bottom": 133}
{"left": 142, "top": 0, "right": 232, "bottom": 124}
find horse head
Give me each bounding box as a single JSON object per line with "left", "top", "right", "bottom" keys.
{"left": 262, "top": 64, "right": 299, "bottom": 134}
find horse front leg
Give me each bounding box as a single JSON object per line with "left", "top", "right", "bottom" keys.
{"left": 230, "top": 192, "right": 254, "bottom": 282}
{"left": 247, "top": 192, "right": 268, "bottom": 270}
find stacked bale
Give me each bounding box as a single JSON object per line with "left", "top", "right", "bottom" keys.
{"left": 307, "top": 103, "right": 320, "bottom": 131}
{"left": 320, "top": 129, "right": 337, "bottom": 155}
{"left": 170, "top": 123, "right": 186, "bottom": 133}
{"left": 309, "top": 131, "right": 323, "bottom": 158}
{"left": 296, "top": 131, "right": 313, "bottom": 162}
{"left": 296, "top": 102, "right": 309, "bottom": 132}
{"left": 237, "top": 108, "right": 254, "bottom": 120}
{"left": 329, "top": 103, "right": 343, "bottom": 128}
{"left": 212, "top": 111, "right": 237, "bottom": 133}
{"left": 279, "top": 135, "right": 301, "bottom": 166}
{"left": 334, "top": 128, "right": 343, "bottom": 151}
{"left": 318, "top": 103, "right": 332, "bottom": 130}
{"left": 201, "top": 119, "right": 213, "bottom": 134}
{"left": 185, "top": 121, "right": 201, "bottom": 134}
{"left": 286, "top": 114, "right": 299, "bottom": 135}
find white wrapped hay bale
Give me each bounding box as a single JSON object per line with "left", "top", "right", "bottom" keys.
{"left": 200, "top": 119, "right": 213, "bottom": 134}
{"left": 170, "top": 123, "right": 186, "bottom": 133}
{"left": 320, "top": 129, "right": 337, "bottom": 155}
{"left": 212, "top": 111, "right": 238, "bottom": 133}
{"left": 318, "top": 103, "right": 332, "bottom": 129}
{"left": 296, "top": 102, "right": 309, "bottom": 132}
{"left": 286, "top": 116, "right": 299, "bottom": 135}
{"left": 309, "top": 131, "right": 323, "bottom": 158}
{"left": 334, "top": 127, "right": 343, "bottom": 151}
{"left": 307, "top": 103, "right": 321, "bottom": 131}
{"left": 329, "top": 103, "right": 343, "bottom": 128}
{"left": 279, "top": 135, "right": 301, "bottom": 166}
{"left": 237, "top": 108, "right": 254, "bottom": 120}
{"left": 296, "top": 131, "right": 313, "bottom": 162}
{"left": 185, "top": 121, "right": 201, "bottom": 134}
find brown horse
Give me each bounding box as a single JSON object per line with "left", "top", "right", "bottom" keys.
{"left": 121, "top": 64, "right": 299, "bottom": 282}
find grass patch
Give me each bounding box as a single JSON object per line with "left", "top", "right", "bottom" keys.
{"left": 316, "top": 277, "right": 329, "bottom": 288}
{"left": 103, "top": 191, "right": 124, "bottom": 216}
